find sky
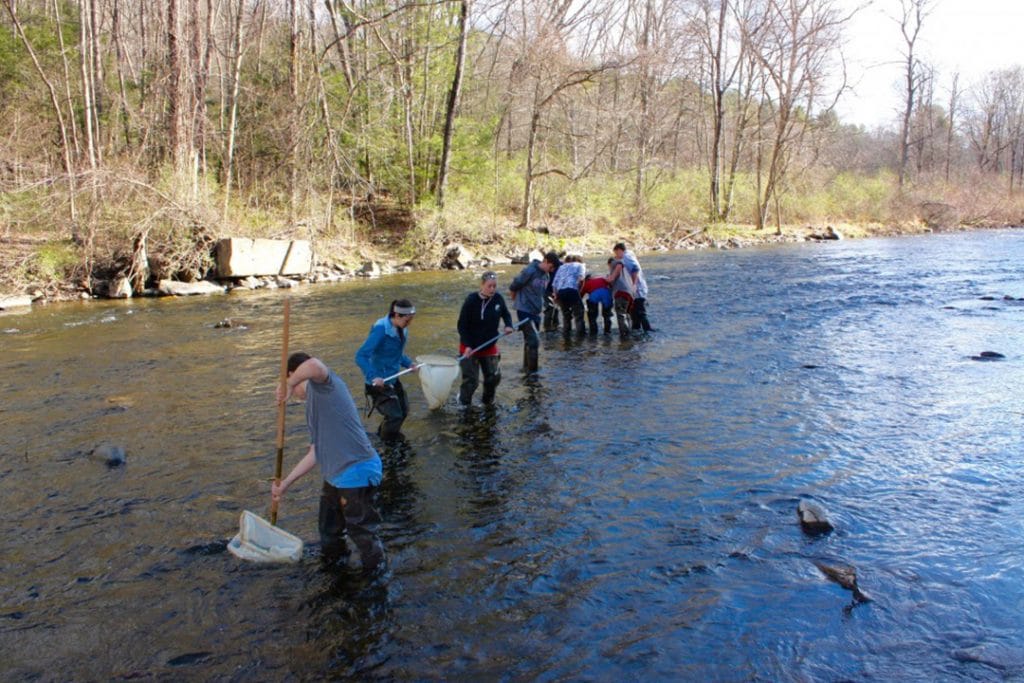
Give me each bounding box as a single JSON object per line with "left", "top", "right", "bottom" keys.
{"left": 835, "top": 0, "right": 1024, "bottom": 128}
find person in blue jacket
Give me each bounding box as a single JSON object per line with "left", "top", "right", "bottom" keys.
{"left": 355, "top": 299, "right": 418, "bottom": 441}
{"left": 508, "top": 251, "right": 558, "bottom": 372}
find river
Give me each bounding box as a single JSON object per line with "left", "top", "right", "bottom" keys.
{"left": 2, "top": 230, "right": 1023, "bottom": 680}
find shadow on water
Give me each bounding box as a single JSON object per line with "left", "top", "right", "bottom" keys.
{"left": 3, "top": 232, "right": 1024, "bottom": 679}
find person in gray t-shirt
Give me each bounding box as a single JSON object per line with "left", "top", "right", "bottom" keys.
{"left": 273, "top": 352, "right": 384, "bottom": 570}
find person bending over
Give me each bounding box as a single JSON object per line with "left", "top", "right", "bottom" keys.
{"left": 273, "top": 353, "right": 384, "bottom": 571}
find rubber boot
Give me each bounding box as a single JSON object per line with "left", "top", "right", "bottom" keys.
{"left": 524, "top": 346, "right": 539, "bottom": 373}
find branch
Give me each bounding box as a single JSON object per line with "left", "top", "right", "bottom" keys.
{"left": 536, "top": 59, "right": 633, "bottom": 111}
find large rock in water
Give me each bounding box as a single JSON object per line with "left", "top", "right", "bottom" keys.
{"left": 798, "top": 500, "right": 834, "bottom": 534}
{"left": 215, "top": 238, "right": 312, "bottom": 278}
{"left": 158, "top": 280, "right": 227, "bottom": 296}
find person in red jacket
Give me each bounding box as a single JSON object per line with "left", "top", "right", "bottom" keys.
{"left": 581, "top": 269, "right": 613, "bottom": 335}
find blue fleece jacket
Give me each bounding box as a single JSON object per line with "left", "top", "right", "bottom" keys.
{"left": 355, "top": 315, "right": 413, "bottom": 384}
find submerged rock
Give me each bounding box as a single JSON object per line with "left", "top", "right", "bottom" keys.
{"left": 952, "top": 643, "right": 1024, "bottom": 671}
{"left": 90, "top": 443, "right": 127, "bottom": 468}
{"left": 815, "top": 561, "right": 871, "bottom": 603}
{"left": 798, "top": 500, "right": 834, "bottom": 535}
{"left": 214, "top": 318, "right": 250, "bottom": 329}
{"left": 970, "top": 351, "right": 1005, "bottom": 361}
{"left": 167, "top": 651, "right": 213, "bottom": 667}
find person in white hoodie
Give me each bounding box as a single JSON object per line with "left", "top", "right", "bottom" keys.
{"left": 614, "top": 242, "right": 654, "bottom": 333}
{"left": 551, "top": 253, "right": 587, "bottom": 338}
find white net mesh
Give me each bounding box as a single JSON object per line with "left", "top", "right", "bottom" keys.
{"left": 228, "top": 510, "right": 304, "bottom": 563}
{"left": 416, "top": 354, "right": 461, "bottom": 409}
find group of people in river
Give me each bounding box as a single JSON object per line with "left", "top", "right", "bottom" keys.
{"left": 270, "top": 242, "right": 653, "bottom": 573}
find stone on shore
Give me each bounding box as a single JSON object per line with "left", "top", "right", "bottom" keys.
{"left": 107, "top": 276, "right": 132, "bottom": 299}
{"left": 358, "top": 262, "right": 382, "bottom": 278}
{"left": 442, "top": 243, "right": 475, "bottom": 269}
{"left": 158, "top": 280, "right": 227, "bottom": 296}
{"left": 0, "top": 295, "right": 33, "bottom": 310}
{"left": 236, "top": 276, "right": 262, "bottom": 290}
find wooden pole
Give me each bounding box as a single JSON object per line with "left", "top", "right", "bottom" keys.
{"left": 270, "top": 298, "right": 290, "bottom": 525}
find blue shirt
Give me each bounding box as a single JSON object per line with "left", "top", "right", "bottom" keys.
{"left": 588, "top": 286, "right": 612, "bottom": 307}
{"left": 329, "top": 452, "right": 382, "bottom": 488}
{"left": 355, "top": 315, "right": 413, "bottom": 384}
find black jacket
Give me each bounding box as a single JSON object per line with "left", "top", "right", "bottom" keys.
{"left": 457, "top": 291, "right": 514, "bottom": 352}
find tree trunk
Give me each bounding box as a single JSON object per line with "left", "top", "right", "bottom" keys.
{"left": 167, "top": 0, "right": 187, "bottom": 172}
{"left": 79, "top": 0, "right": 98, "bottom": 169}
{"left": 945, "top": 72, "right": 959, "bottom": 183}
{"left": 223, "top": 0, "right": 251, "bottom": 219}
{"left": 522, "top": 109, "right": 540, "bottom": 228}
{"left": 288, "top": 0, "right": 300, "bottom": 225}
{"left": 436, "top": 0, "right": 469, "bottom": 208}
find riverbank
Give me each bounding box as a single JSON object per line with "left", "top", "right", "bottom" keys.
{"left": 0, "top": 216, "right": 1012, "bottom": 309}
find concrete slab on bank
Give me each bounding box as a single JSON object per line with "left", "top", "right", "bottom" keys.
{"left": 216, "top": 238, "right": 312, "bottom": 278}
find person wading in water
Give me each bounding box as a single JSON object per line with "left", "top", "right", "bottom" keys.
{"left": 508, "top": 252, "right": 558, "bottom": 373}
{"left": 355, "top": 299, "right": 418, "bottom": 441}
{"left": 273, "top": 353, "right": 385, "bottom": 572}
{"left": 457, "top": 271, "right": 514, "bottom": 405}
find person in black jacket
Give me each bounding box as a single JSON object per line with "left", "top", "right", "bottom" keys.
{"left": 457, "top": 271, "right": 514, "bottom": 405}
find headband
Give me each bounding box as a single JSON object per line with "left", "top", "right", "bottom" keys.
{"left": 393, "top": 305, "right": 416, "bottom": 315}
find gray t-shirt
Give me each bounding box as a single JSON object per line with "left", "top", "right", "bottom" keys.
{"left": 304, "top": 370, "right": 377, "bottom": 483}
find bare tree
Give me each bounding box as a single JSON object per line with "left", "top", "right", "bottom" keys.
{"left": 895, "top": 0, "right": 932, "bottom": 188}
{"left": 944, "top": 71, "right": 959, "bottom": 183}
{"left": 744, "top": 0, "right": 850, "bottom": 232}
{"left": 505, "top": 0, "right": 625, "bottom": 227}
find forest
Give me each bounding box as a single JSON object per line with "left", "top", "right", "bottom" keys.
{"left": 2, "top": 0, "right": 1024, "bottom": 298}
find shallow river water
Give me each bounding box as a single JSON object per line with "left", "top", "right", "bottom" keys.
{"left": 2, "top": 230, "right": 1024, "bottom": 681}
